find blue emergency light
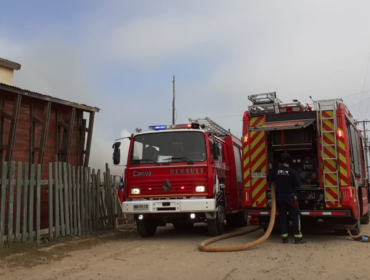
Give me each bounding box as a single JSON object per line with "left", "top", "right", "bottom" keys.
{"left": 148, "top": 125, "right": 167, "bottom": 130}
{"left": 148, "top": 123, "right": 202, "bottom": 131}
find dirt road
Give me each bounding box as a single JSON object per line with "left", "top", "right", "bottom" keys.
{"left": 1, "top": 222, "right": 369, "bottom": 280}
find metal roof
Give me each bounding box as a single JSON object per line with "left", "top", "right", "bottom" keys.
{"left": 0, "top": 57, "right": 21, "bottom": 70}
{"left": 0, "top": 82, "right": 100, "bottom": 112}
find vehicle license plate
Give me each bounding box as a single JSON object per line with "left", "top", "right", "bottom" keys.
{"left": 133, "top": 204, "right": 149, "bottom": 211}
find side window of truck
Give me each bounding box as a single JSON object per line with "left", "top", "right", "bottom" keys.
{"left": 209, "top": 138, "right": 215, "bottom": 159}
{"left": 233, "top": 145, "right": 242, "bottom": 183}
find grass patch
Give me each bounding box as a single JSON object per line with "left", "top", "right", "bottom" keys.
{"left": 0, "top": 225, "right": 137, "bottom": 268}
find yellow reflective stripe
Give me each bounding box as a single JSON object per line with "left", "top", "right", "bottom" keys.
{"left": 243, "top": 145, "right": 249, "bottom": 156}
{"left": 324, "top": 145, "right": 335, "bottom": 157}
{"left": 324, "top": 132, "right": 335, "bottom": 143}
{"left": 243, "top": 168, "right": 250, "bottom": 180}
{"left": 250, "top": 132, "right": 264, "bottom": 149}
{"left": 251, "top": 144, "right": 265, "bottom": 162}
{"left": 322, "top": 119, "right": 334, "bottom": 131}
{"left": 338, "top": 139, "right": 345, "bottom": 151}
{"left": 324, "top": 159, "right": 336, "bottom": 171}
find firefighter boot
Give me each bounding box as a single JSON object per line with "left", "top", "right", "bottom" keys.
{"left": 282, "top": 237, "right": 289, "bottom": 244}
{"left": 294, "top": 238, "right": 306, "bottom": 244}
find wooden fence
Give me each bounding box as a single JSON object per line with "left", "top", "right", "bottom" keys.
{"left": 0, "top": 161, "right": 123, "bottom": 245}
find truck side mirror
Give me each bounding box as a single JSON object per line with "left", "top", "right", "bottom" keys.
{"left": 113, "top": 142, "right": 121, "bottom": 165}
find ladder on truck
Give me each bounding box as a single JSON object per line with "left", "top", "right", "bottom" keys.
{"left": 247, "top": 92, "right": 282, "bottom": 115}
{"left": 189, "top": 117, "right": 240, "bottom": 142}
{"left": 315, "top": 99, "right": 342, "bottom": 204}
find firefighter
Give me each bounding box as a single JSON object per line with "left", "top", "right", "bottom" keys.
{"left": 267, "top": 152, "right": 305, "bottom": 244}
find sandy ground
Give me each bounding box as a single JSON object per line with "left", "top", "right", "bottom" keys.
{"left": 1, "top": 222, "right": 370, "bottom": 280}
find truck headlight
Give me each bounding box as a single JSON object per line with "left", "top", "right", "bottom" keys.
{"left": 131, "top": 188, "right": 141, "bottom": 195}
{"left": 195, "top": 186, "right": 205, "bottom": 192}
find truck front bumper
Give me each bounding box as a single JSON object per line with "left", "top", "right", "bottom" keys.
{"left": 122, "top": 198, "right": 216, "bottom": 214}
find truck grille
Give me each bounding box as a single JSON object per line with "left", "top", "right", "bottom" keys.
{"left": 139, "top": 180, "right": 195, "bottom": 196}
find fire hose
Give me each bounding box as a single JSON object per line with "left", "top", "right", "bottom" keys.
{"left": 199, "top": 182, "right": 369, "bottom": 252}
{"left": 347, "top": 225, "right": 370, "bottom": 242}
{"left": 198, "top": 183, "right": 276, "bottom": 252}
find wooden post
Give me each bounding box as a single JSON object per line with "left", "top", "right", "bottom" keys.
{"left": 7, "top": 162, "right": 15, "bottom": 242}
{"left": 95, "top": 170, "right": 100, "bottom": 231}
{"left": 80, "top": 167, "right": 85, "bottom": 233}
{"left": 87, "top": 167, "right": 92, "bottom": 232}
{"left": 77, "top": 166, "right": 81, "bottom": 236}
{"left": 22, "top": 163, "right": 29, "bottom": 241}
{"left": 63, "top": 163, "right": 70, "bottom": 235}
{"left": 72, "top": 166, "right": 77, "bottom": 235}
{"left": 84, "top": 112, "right": 95, "bottom": 167}
{"left": 48, "top": 162, "right": 53, "bottom": 241}
{"left": 54, "top": 161, "right": 60, "bottom": 238}
{"left": 36, "top": 164, "right": 41, "bottom": 244}
{"left": 91, "top": 169, "right": 96, "bottom": 231}
{"left": 84, "top": 167, "right": 89, "bottom": 232}
{"left": 38, "top": 102, "right": 51, "bottom": 169}
{"left": 0, "top": 162, "right": 7, "bottom": 245}
{"left": 15, "top": 162, "right": 22, "bottom": 240}
{"left": 68, "top": 164, "right": 73, "bottom": 234}
{"left": 105, "top": 164, "right": 114, "bottom": 228}
{"left": 58, "top": 162, "right": 65, "bottom": 236}
{"left": 28, "top": 164, "right": 35, "bottom": 241}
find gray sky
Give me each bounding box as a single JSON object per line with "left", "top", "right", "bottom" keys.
{"left": 2, "top": 0, "right": 370, "bottom": 174}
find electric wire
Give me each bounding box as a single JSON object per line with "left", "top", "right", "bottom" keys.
{"left": 358, "top": 52, "right": 370, "bottom": 119}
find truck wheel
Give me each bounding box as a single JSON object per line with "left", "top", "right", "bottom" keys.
{"left": 350, "top": 219, "right": 361, "bottom": 236}
{"left": 137, "top": 219, "right": 157, "bottom": 237}
{"left": 207, "top": 206, "right": 225, "bottom": 236}
{"left": 360, "top": 210, "right": 370, "bottom": 224}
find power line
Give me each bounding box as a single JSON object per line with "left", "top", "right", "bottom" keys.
{"left": 358, "top": 52, "right": 370, "bottom": 118}
{"left": 348, "top": 95, "right": 370, "bottom": 109}
{"left": 341, "top": 89, "right": 370, "bottom": 98}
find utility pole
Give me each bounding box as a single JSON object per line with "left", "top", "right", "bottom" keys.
{"left": 172, "top": 75, "right": 176, "bottom": 125}
{"left": 357, "top": 120, "right": 370, "bottom": 147}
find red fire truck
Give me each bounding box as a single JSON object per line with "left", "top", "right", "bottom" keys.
{"left": 112, "top": 118, "right": 245, "bottom": 237}
{"left": 242, "top": 92, "right": 369, "bottom": 234}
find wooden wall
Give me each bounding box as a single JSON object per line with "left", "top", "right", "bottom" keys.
{"left": 0, "top": 89, "right": 96, "bottom": 230}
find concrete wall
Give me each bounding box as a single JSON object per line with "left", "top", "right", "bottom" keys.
{"left": 0, "top": 65, "right": 14, "bottom": 85}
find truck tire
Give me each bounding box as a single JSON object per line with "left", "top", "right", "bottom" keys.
{"left": 207, "top": 206, "right": 225, "bottom": 236}
{"left": 137, "top": 219, "right": 157, "bottom": 237}
{"left": 350, "top": 219, "right": 361, "bottom": 236}
{"left": 361, "top": 210, "right": 370, "bottom": 224}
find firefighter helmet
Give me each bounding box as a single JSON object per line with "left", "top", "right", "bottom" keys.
{"left": 279, "top": 152, "right": 292, "bottom": 164}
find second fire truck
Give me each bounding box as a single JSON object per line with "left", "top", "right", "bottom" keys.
{"left": 242, "top": 92, "right": 369, "bottom": 234}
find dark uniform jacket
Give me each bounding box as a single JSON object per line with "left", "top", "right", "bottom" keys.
{"left": 267, "top": 165, "right": 301, "bottom": 194}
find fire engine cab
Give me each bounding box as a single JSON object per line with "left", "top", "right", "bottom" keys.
{"left": 242, "top": 92, "right": 370, "bottom": 234}
{"left": 113, "top": 117, "right": 245, "bottom": 237}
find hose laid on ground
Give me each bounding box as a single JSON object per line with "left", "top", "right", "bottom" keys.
{"left": 199, "top": 184, "right": 276, "bottom": 252}
{"left": 347, "top": 224, "right": 370, "bottom": 242}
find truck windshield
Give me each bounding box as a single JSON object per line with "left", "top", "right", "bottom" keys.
{"left": 130, "top": 131, "right": 207, "bottom": 165}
